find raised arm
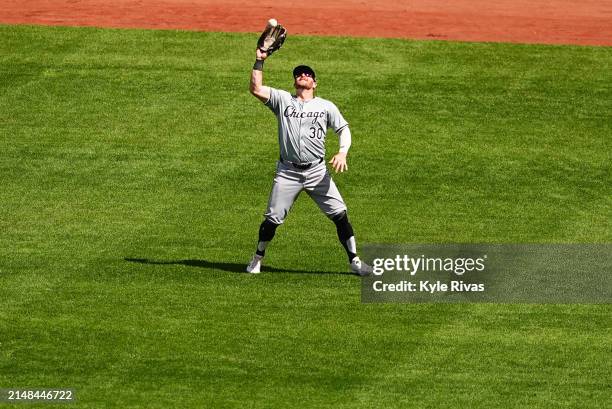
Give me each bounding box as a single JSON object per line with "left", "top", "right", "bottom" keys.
{"left": 250, "top": 48, "right": 271, "bottom": 103}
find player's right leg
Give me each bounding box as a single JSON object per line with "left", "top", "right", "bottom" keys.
{"left": 246, "top": 218, "right": 278, "bottom": 273}
{"left": 247, "top": 161, "right": 303, "bottom": 273}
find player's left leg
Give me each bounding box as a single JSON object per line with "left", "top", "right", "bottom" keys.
{"left": 331, "top": 210, "right": 356, "bottom": 262}
{"left": 304, "top": 163, "right": 372, "bottom": 275}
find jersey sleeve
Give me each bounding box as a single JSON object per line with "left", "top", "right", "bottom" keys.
{"left": 265, "top": 87, "right": 292, "bottom": 115}
{"left": 327, "top": 101, "right": 349, "bottom": 133}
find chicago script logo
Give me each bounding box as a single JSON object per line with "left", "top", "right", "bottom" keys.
{"left": 283, "top": 106, "right": 326, "bottom": 124}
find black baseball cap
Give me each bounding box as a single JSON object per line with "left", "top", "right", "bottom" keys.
{"left": 293, "top": 65, "right": 316, "bottom": 80}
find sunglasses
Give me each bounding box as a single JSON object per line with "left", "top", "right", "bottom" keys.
{"left": 294, "top": 72, "right": 314, "bottom": 79}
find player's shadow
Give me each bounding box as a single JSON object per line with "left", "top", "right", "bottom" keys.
{"left": 124, "top": 258, "right": 352, "bottom": 275}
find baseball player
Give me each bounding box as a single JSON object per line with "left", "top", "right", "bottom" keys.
{"left": 246, "top": 47, "right": 372, "bottom": 276}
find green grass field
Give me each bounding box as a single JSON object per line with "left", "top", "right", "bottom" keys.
{"left": 0, "top": 25, "right": 610, "bottom": 408}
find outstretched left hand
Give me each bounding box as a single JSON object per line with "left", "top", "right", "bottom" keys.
{"left": 329, "top": 152, "right": 348, "bottom": 173}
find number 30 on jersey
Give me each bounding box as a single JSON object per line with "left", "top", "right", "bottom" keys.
{"left": 309, "top": 127, "right": 325, "bottom": 139}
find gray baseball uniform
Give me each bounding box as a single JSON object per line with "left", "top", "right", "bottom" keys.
{"left": 263, "top": 87, "right": 349, "bottom": 224}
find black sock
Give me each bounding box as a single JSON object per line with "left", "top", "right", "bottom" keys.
{"left": 332, "top": 211, "right": 357, "bottom": 262}
{"left": 256, "top": 219, "right": 279, "bottom": 256}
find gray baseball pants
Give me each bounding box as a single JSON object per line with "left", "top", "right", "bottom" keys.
{"left": 264, "top": 160, "right": 347, "bottom": 224}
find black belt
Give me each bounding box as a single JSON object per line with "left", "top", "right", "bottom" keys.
{"left": 281, "top": 157, "right": 323, "bottom": 170}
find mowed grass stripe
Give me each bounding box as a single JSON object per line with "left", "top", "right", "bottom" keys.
{"left": 0, "top": 25, "right": 610, "bottom": 408}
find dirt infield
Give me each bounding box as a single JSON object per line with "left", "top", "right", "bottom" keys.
{"left": 1, "top": 0, "right": 611, "bottom": 46}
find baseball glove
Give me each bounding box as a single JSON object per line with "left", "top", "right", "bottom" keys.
{"left": 257, "top": 22, "right": 287, "bottom": 55}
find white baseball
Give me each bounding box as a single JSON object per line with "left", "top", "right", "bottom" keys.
{"left": 268, "top": 18, "right": 278, "bottom": 27}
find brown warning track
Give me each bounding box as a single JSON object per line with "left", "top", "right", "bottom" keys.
{"left": 1, "top": 0, "right": 611, "bottom": 46}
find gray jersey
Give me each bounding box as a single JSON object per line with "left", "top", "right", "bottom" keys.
{"left": 265, "top": 87, "right": 348, "bottom": 163}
